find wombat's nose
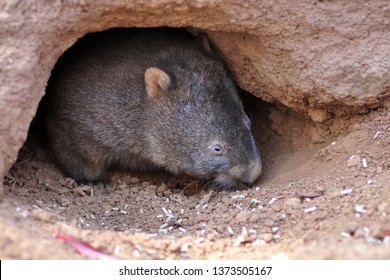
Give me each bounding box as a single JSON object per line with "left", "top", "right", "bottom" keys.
{"left": 246, "top": 159, "right": 262, "bottom": 186}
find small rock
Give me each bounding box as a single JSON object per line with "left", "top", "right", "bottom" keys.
{"left": 347, "top": 155, "right": 361, "bottom": 167}
{"left": 355, "top": 204, "right": 366, "bottom": 214}
{"left": 117, "top": 183, "right": 127, "bottom": 190}
{"left": 263, "top": 219, "right": 275, "bottom": 227}
{"left": 221, "top": 196, "right": 231, "bottom": 206}
{"left": 270, "top": 204, "right": 282, "bottom": 212}
{"left": 57, "top": 187, "right": 70, "bottom": 195}
{"left": 73, "top": 186, "right": 93, "bottom": 196}
{"left": 315, "top": 186, "right": 325, "bottom": 193}
{"left": 353, "top": 228, "right": 365, "bottom": 238}
{"left": 163, "top": 189, "right": 172, "bottom": 196}
{"left": 272, "top": 227, "right": 280, "bottom": 233}
{"left": 130, "top": 186, "right": 140, "bottom": 193}
{"left": 263, "top": 233, "right": 273, "bottom": 243}
{"left": 367, "top": 237, "right": 383, "bottom": 245}
{"left": 15, "top": 207, "right": 29, "bottom": 218}
{"left": 284, "top": 197, "right": 301, "bottom": 208}
{"left": 147, "top": 184, "right": 157, "bottom": 192}
{"left": 130, "top": 177, "right": 140, "bottom": 184}
{"left": 371, "top": 227, "right": 385, "bottom": 240}
{"left": 156, "top": 183, "right": 168, "bottom": 193}
{"left": 259, "top": 189, "right": 267, "bottom": 196}
{"left": 58, "top": 196, "right": 71, "bottom": 207}
{"left": 345, "top": 222, "right": 358, "bottom": 235}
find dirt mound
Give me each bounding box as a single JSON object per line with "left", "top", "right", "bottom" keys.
{"left": 2, "top": 103, "right": 389, "bottom": 259}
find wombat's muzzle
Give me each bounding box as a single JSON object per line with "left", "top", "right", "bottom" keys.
{"left": 221, "top": 158, "right": 262, "bottom": 188}
{"left": 243, "top": 159, "right": 262, "bottom": 186}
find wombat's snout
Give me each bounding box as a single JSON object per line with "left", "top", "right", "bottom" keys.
{"left": 214, "top": 149, "right": 262, "bottom": 189}
{"left": 239, "top": 132, "right": 262, "bottom": 186}
{"left": 227, "top": 158, "right": 262, "bottom": 187}
{"left": 246, "top": 158, "right": 263, "bottom": 185}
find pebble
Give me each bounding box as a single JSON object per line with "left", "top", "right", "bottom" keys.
{"left": 263, "top": 233, "right": 273, "bottom": 243}
{"left": 156, "top": 183, "right": 168, "bottom": 193}
{"left": 345, "top": 222, "right": 358, "bottom": 235}
{"left": 163, "top": 189, "right": 172, "bottom": 196}
{"left": 15, "top": 207, "right": 29, "bottom": 218}
{"left": 370, "top": 227, "right": 385, "bottom": 240}
{"left": 58, "top": 196, "right": 71, "bottom": 207}
{"left": 73, "top": 186, "right": 93, "bottom": 197}
{"left": 141, "top": 181, "right": 150, "bottom": 187}
{"left": 284, "top": 197, "right": 301, "bottom": 208}
{"left": 270, "top": 204, "right": 282, "bottom": 212}
{"left": 355, "top": 205, "right": 366, "bottom": 214}
{"left": 263, "top": 219, "right": 275, "bottom": 227}
{"left": 117, "top": 184, "right": 127, "bottom": 190}
{"left": 221, "top": 196, "right": 231, "bottom": 206}
{"left": 130, "top": 177, "right": 140, "bottom": 184}
{"left": 130, "top": 186, "right": 140, "bottom": 193}
{"left": 353, "top": 228, "right": 365, "bottom": 238}
{"left": 272, "top": 227, "right": 280, "bottom": 233}
{"left": 347, "top": 155, "right": 361, "bottom": 167}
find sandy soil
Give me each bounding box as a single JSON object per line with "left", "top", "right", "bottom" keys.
{"left": 1, "top": 98, "right": 390, "bottom": 259}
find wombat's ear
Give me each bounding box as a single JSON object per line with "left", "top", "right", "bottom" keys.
{"left": 196, "top": 33, "right": 214, "bottom": 56}
{"left": 144, "top": 67, "right": 171, "bottom": 99}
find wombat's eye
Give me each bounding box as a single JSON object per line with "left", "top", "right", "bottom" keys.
{"left": 210, "top": 143, "right": 224, "bottom": 155}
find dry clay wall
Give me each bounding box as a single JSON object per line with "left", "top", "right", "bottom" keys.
{"left": 1, "top": 0, "right": 390, "bottom": 195}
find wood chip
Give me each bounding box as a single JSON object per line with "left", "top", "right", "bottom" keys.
{"left": 304, "top": 206, "right": 317, "bottom": 213}
{"left": 340, "top": 189, "right": 353, "bottom": 195}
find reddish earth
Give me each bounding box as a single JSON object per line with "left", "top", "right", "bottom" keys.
{"left": 1, "top": 100, "right": 390, "bottom": 259}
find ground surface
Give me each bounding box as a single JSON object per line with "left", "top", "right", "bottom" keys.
{"left": 1, "top": 104, "right": 390, "bottom": 260}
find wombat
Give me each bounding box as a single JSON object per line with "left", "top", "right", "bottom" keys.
{"left": 35, "top": 28, "right": 262, "bottom": 189}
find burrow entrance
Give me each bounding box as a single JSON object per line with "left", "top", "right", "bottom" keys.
{"left": 2, "top": 28, "right": 389, "bottom": 260}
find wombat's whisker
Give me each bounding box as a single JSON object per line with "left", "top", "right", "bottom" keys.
{"left": 202, "top": 180, "right": 214, "bottom": 189}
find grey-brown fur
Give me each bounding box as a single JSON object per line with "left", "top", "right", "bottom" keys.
{"left": 35, "top": 28, "right": 262, "bottom": 188}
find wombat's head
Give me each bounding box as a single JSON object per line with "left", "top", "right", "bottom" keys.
{"left": 143, "top": 51, "right": 261, "bottom": 189}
